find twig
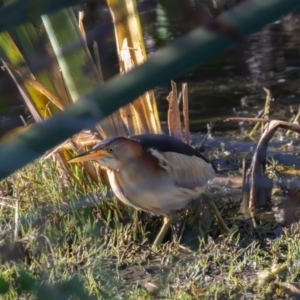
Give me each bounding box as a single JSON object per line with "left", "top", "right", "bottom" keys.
{"left": 248, "top": 87, "right": 272, "bottom": 137}
{"left": 182, "top": 83, "right": 190, "bottom": 145}
{"left": 224, "top": 117, "right": 271, "bottom": 123}
{"left": 286, "top": 105, "right": 300, "bottom": 136}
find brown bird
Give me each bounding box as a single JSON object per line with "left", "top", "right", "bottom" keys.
{"left": 69, "top": 134, "right": 230, "bottom": 246}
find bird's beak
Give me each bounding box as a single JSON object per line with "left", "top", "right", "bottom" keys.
{"left": 69, "top": 149, "right": 109, "bottom": 163}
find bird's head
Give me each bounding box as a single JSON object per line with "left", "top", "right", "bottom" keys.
{"left": 69, "top": 136, "right": 142, "bottom": 169}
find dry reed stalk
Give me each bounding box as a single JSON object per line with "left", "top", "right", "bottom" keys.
{"left": 182, "top": 83, "right": 190, "bottom": 145}
{"left": 167, "top": 81, "right": 183, "bottom": 141}
{"left": 78, "top": 11, "right": 86, "bottom": 41}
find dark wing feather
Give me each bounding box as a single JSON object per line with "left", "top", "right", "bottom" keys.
{"left": 92, "top": 136, "right": 127, "bottom": 150}
{"left": 130, "top": 134, "right": 210, "bottom": 163}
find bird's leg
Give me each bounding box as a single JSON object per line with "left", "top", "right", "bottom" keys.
{"left": 170, "top": 212, "right": 182, "bottom": 243}
{"left": 153, "top": 216, "right": 172, "bottom": 247}
{"left": 204, "top": 190, "right": 231, "bottom": 234}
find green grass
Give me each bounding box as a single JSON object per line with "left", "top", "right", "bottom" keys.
{"left": 0, "top": 157, "right": 299, "bottom": 299}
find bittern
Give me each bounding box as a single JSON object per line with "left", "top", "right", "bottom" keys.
{"left": 69, "top": 134, "right": 230, "bottom": 246}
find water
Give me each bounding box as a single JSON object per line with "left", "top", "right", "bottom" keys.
{"left": 1, "top": 1, "right": 300, "bottom": 135}
{"left": 137, "top": 2, "right": 300, "bottom": 132}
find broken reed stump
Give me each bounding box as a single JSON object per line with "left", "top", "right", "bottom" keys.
{"left": 166, "top": 81, "right": 191, "bottom": 145}
{"left": 167, "top": 81, "right": 183, "bottom": 141}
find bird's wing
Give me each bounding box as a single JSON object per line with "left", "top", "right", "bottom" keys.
{"left": 148, "top": 149, "right": 215, "bottom": 190}
{"left": 130, "top": 134, "right": 211, "bottom": 163}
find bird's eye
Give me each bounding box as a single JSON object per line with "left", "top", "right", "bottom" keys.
{"left": 107, "top": 146, "right": 114, "bottom": 153}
